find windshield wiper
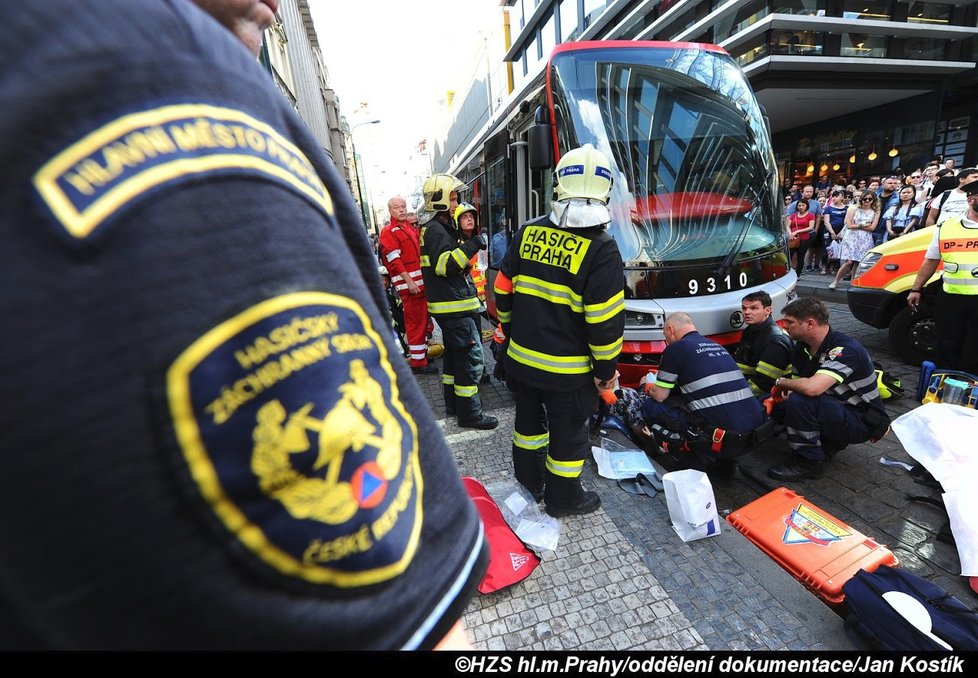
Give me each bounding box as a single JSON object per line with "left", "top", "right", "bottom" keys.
{"left": 714, "top": 167, "right": 772, "bottom": 280}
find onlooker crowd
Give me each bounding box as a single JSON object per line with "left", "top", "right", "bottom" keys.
{"left": 782, "top": 157, "right": 972, "bottom": 285}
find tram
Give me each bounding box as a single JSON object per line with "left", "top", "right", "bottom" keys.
{"left": 448, "top": 40, "right": 796, "bottom": 385}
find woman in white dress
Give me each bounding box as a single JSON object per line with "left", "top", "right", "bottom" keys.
{"left": 829, "top": 190, "right": 879, "bottom": 289}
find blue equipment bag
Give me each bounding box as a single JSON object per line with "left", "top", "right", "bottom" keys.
{"left": 842, "top": 565, "right": 978, "bottom": 651}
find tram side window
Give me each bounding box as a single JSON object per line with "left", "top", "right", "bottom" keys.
{"left": 488, "top": 158, "right": 509, "bottom": 267}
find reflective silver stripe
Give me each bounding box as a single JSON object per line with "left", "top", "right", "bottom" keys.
{"left": 512, "top": 277, "right": 584, "bottom": 312}
{"left": 850, "top": 372, "right": 878, "bottom": 390}
{"left": 513, "top": 431, "right": 549, "bottom": 450}
{"left": 943, "top": 275, "right": 978, "bottom": 285}
{"left": 589, "top": 337, "right": 622, "bottom": 361}
{"left": 496, "top": 309, "right": 511, "bottom": 322}
{"left": 442, "top": 375, "right": 455, "bottom": 385}
{"left": 435, "top": 251, "right": 452, "bottom": 276}
{"left": 507, "top": 340, "right": 591, "bottom": 373}
{"left": 657, "top": 370, "right": 678, "bottom": 382}
{"left": 406, "top": 269, "right": 423, "bottom": 279}
{"left": 451, "top": 248, "right": 469, "bottom": 268}
{"left": 545, "top": 455, "right": 584, "bottom": 478}
{"left": 385, "top": 249, "right": 401, "bottom": 262}
{"left": 681, "top": 369, "right": 745, "bottom": 392}
{"left": 786, "top": 427, "right": 819, "bottom": 440}
{"left": 455, "top": 384, "right": 478, "bottom": 397}
{"left": 687, "top": 387, "right": 756, "bottom": 411}
{"left": 585, "top": 292, "right": 625, "bottom": 324}
{"left": 737, "top": 362, "right": 756, "bottom": 375}
{"left": 427, "top": 297, "right": 481, "bottom": 314}
{"left": 820, "top": 359, "right": 853, "bottom": 377}
{"left": 755, "top": 361, "right": 782, "bottom": 379}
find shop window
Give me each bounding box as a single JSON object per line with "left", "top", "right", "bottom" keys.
{"left": 841, "top": 33, "right": 888, "bottom": 57}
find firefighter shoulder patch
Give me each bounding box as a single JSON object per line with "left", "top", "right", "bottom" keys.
{"left": 32, "top": 103, "right": 334, "bottom": 242}
{"left": 166, "top": 292, "right": 422, "bottom": 588}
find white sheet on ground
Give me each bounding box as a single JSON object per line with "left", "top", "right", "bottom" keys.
{"left": 891, "top": 403, "right": 978, "bottom": 576}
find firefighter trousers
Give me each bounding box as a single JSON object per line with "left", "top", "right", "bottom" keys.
{"left": 400, "top": 291, "right": 430, "bottom": 367}
{"left": 780, "top": 394, "right": 871, "bottom": 463}
{"left": 435, "top": 314, "right": 485, "bottom": 423}
{"left": 509, "top": 377, "right": 597, "bottom": 507}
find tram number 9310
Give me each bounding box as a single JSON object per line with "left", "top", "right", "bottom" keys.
{"left": 689, "top": 272, "right": 749, "bottom": 296}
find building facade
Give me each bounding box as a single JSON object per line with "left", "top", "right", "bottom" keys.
{"left": 259, "top": 0, "right": 355, "bottom": 191}
{"left": 440, "top": 0, "right": 978, "bottom": 186}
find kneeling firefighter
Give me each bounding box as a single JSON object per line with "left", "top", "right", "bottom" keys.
{"left": 494, "top": 144, "right": 625, "bottom": 518}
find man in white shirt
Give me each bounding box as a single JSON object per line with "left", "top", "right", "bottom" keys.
{"left": 924, "top": 168, "right": 978, "bottom": 228}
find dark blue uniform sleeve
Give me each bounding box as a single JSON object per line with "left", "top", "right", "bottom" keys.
{"left": 0, "top": 0, "right": 485, "bottom": 651}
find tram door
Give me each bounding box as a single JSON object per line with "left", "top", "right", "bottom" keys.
{"left": 482, "top": 130, "right": 510, "bottom": 320}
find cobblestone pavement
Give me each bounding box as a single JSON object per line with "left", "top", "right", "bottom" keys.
{"left": 411, "top": 288, "right": 975, "bottom": 650}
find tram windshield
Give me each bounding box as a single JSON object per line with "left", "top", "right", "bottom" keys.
{"left": 549, "top": 44, "right": 782, "bottom": 270}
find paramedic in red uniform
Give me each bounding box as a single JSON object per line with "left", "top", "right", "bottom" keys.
{"left": 379, "top": 195, "right": 436, "bottom": 374}
{"left": 494, "top": 144, "right": 625, "bottom": 517}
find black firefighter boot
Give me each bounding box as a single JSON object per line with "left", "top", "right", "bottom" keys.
{"left": 513, "top": 449, "right": 546, "bottom": 502}
{"left": 457, "top": 392, "right": 498, "bottom": 430}
{"left": 544, "top": 474, "right": 600, "bottom": 518}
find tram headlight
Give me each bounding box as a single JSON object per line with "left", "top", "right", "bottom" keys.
{"left": 854, "top": 252, "right": 882, "bottom": 281}
{"left": 624, "top": 311, "right": 664, "bottom": 329}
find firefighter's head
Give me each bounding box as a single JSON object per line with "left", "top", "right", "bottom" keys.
{"left": 550, "top": 144, "right": 614, "bottom": 228}
{"left": 422, "top": 173, "right": 466, "bottom": 214}
{"left": 454, "top": 203, "right": 478, "bottom": 235}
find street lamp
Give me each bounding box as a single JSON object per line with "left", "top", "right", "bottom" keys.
{"left": 350, "top": 119, "right": 381, "bottom": 232}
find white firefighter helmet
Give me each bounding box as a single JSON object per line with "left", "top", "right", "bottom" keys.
{"left": 550, "top": 144, "right": 614, "bottom": 228}
{"left": 553, "top": 144, "right": 613, "bottom": 203}
{"left": 422, "top": 173, "right": 466, "bottom": 212}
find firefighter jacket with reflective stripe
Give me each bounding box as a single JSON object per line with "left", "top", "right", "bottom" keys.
{"left": 733, "top": 316, "right": 793, "bottom": 395}
{"left": 460, "top": 233, "right": 487, "bottom": 304}
{"left": 495, "top": 216, "right": 625, "bottom": 390}
{"left": 938, "top": 216, "right": 978, "bottom": 295}
{"left": 378, "top": 219, "right": 424, "bottom": 296}
{"left": 420, "top": 214, "right": 483, "bottom": 317}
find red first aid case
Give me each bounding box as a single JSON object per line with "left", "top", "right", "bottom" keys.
{"left": 726, "top": 487, "right": 898, "bottom": 606}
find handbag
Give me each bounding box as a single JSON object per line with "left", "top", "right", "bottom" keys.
{"left": 788, "top": 234, "right": 800, "bottom": 249}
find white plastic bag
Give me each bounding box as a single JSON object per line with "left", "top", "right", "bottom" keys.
{"left": 485, "top": 479, "right": 560, "bottom": 553}
{"left": 827, "top": 239, "right": 841, "bottom": 261}
{"left": 662, "top": 469, "right": 721, "bottom": 542}
{"left": 591, "top": 437, "right": 657, "bottom": 480}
